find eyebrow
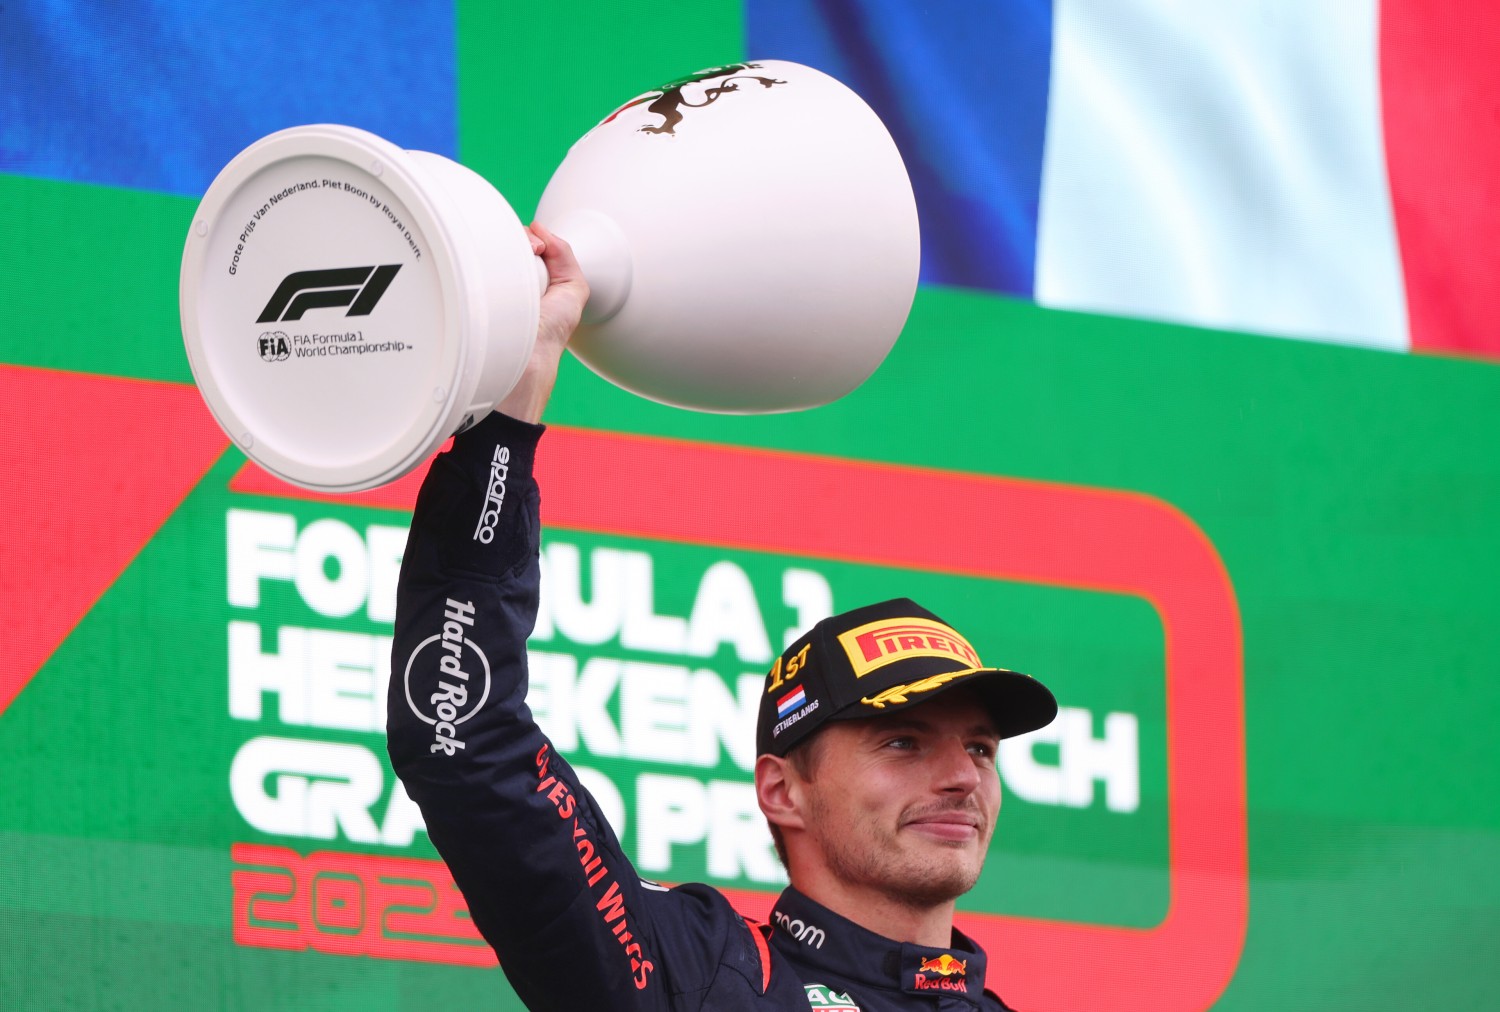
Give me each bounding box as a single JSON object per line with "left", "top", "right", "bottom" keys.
{"left": 868, "top": 717, "right": 1000, "bottom": 739}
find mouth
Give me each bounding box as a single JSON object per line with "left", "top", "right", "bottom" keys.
{"left": 902, "top": 811, "right": 983, "bottom": 843}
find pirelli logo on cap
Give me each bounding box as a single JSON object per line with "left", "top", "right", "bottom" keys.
{"left": 837, "top": 617, "right": 982, "bottom": 678}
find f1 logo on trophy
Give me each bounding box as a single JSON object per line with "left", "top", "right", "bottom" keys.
{"left": 180, "top": 62, "right": 920, "bottom": 493}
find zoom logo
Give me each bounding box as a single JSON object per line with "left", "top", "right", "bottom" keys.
{"left": 257, "top": 265, "right": 402, "bottom": 323}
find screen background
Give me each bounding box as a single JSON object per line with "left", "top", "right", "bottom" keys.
{"left": 3, "top": 3, "right": 1498, "bottom": 1009}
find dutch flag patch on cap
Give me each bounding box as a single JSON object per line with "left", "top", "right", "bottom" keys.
{"left": 776, "top": 686, "right": 808, "bottom": 718}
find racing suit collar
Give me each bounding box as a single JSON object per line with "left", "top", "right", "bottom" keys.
{"left": 768, "top": 887, "right": 990, "bottom": 1005}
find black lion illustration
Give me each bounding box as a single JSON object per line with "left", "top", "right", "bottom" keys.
{"left": 602, "top": 63, "right": 788, "bottom": 136}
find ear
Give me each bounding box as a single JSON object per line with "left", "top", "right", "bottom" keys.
{"left": 755, "top": 754, "right": 807, "bottom": 833}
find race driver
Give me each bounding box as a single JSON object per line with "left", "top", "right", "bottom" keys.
{"left": 387, "top": 226, "right": 1059, "bottom": 1011}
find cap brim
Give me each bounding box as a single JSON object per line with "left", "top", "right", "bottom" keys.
{"left": 970, "top": 668, "right": 1059, "bottom": 739}
{"left": 832, "top": 665, "right": 1058, "bottom": 739}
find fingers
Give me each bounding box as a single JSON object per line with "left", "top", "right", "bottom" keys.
{"left": 528, "top": 221, "right": 590, "bottom": 364}
{"left": 528, "top": 222, "right": 587, "bottom": 291}
{"left": 529, "top": 222, "right": 590, "bottom": 349}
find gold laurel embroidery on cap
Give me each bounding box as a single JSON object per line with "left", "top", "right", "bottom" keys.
{"left": 859, "top": 669, "right": 978, "bottom": 708}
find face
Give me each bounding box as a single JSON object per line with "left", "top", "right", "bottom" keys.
{"left": 794, "top": 687, "right": 1002, "bottom": 909}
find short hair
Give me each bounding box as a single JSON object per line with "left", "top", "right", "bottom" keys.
{"left": 766, "top": 731, "right": 828, "bottom": 871}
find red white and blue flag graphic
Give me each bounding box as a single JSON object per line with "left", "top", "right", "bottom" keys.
{"left": 749, "top": 0, "right": 1500, "bottom": 359}
{"left": 777, "top": 686, "right": 809, "bottom": 718}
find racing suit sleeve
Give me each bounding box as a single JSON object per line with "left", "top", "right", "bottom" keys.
{"left": 387, "top": 412, "right": 677, "bottom": 1010}
{"left": 387, "top": 416, "right": 675, "bottom": 1007}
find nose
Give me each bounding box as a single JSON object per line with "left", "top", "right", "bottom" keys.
{"left": 931, "top": 736, "right": 983, "bottom": 795}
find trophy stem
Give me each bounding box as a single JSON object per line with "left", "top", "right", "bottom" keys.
{"left": 545, "top": 209, "right": 633, "bottom": 325}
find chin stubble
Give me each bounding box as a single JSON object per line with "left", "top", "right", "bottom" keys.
{"left": 810, "top": 795, "right": 989, "bottom": 909}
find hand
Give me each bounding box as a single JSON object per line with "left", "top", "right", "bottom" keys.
{"left": 496, "top": 222, "right": 590, "bottom": 423}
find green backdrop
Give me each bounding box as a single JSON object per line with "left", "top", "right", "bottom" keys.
{"left": 2, "top": 4, "right": 1498, "bottom": 1010}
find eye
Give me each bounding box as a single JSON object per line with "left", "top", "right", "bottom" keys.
{"left": 882, "top": 736, "right": 917, "bottom": 751}
{"left": 967, "top": 740, "right": 997, "bottom": 759}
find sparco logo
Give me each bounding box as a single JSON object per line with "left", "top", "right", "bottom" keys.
{"left": 773, "top": 910, "right": 826, "bottom": 949}
{"left": 258, "top": 331, "right": 290, "bottom": 362}
{"left": 404, "top": 599, "right": 491, "bottom": 756}
{"left": 473, "top": 444, "right": 511, "bottom": 543}
{"left": 257, "top": 264, "right": 402, "bottom": 323}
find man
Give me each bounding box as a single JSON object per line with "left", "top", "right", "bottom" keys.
{"left": 387, "top": 226, "right": 1058, "bottom": 1010}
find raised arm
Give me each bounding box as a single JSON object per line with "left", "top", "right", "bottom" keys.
{"left": 388, "top": 229, "right": 781, "bottom": 1010}
{"left": 386, "top": 230, "right": 666, "bottom": 1008}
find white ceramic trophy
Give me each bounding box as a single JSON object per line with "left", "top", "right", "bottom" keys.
{"left": 180, "top": 61, "right": 920, "bottom": 493}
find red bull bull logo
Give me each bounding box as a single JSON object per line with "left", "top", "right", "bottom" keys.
{"left": 912, "top": 952, "right": 969, "bottom": 993}
{"left": 837, "top": 617, "right": 981, "bottom": 677}
{"left": 917, "top": 953, "right": 967, "bottom": 977}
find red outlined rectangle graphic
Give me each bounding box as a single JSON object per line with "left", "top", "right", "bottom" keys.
{"left": 232, "top": 842, "right": 495, "bottom": 966}
{"left": 232, "top": 425, "right": 1248, "bottom": 1011}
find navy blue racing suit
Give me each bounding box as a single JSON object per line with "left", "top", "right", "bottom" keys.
{"left": 387, "top": 413, "right": 1018, "bottom": 1011}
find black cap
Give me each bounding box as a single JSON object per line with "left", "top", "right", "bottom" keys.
{"left": 755, "top": 598, "right": 1057, "bottom": 758}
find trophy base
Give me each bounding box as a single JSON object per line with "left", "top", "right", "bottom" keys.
{"left": 180, "top": 124, "right": 541, "bottom": 493}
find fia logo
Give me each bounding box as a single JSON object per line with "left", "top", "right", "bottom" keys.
{"left": 257, "top": 331, "right": 290, "bottom": 362}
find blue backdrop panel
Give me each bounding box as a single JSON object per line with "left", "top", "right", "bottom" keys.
{"left": 746, "top": 0, "right": 1054, "bottom": 297}
{"left": 0, "top": 0, "right": 456, "bottom": 197}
